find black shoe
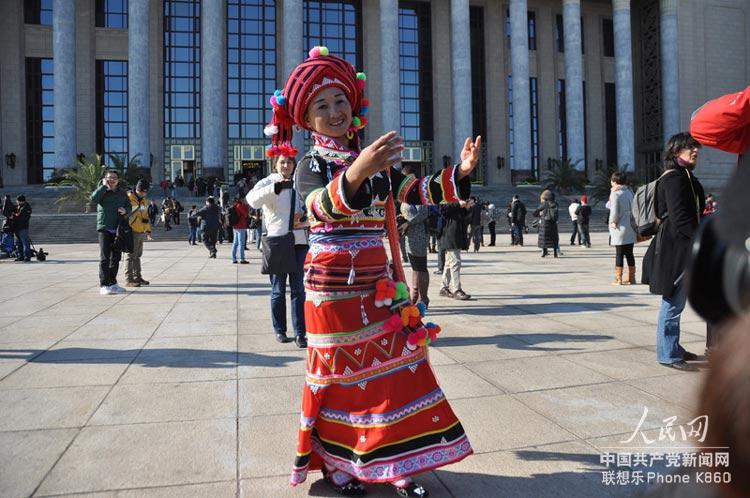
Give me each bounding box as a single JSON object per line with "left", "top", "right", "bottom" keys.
{"left": 295, "top": 335, "right": 307, "bottom": 348}
{"left": 321, "top": 467, "right": 367, "bottom": 496}
{"left": 683, "top": 351, "right": 699, "bottom": 361}
{"left": 433, "top": 269, "right": 443, "bottom": 275}
{"left": 232, "top": 261, "right": 238, "bottom": 264}
{"left": 240, "top": 260, "right": 249, "bottom": 264}
{"left": 393, "top": 482, "right": 429, "bottom": 497}
{"left": 438, "top": 287, "right": 453, "bottom": 298}
{"left": 276, "top": 332, "right": 293, "bottom": 343}
{"left": 660, "top": 360, "right": 698, "bottom": 372}
{"left": 453, "top": 289, "right": 471, "bottom": 300}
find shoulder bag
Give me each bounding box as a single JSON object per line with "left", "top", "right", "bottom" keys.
{"left": 261, "top": 189, "right": 298, "bottom": 275}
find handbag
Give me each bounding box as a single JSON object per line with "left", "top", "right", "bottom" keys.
{"left": 261, "top": 189, "right": 298, "bottom": 275}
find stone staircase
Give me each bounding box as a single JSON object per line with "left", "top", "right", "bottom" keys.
{"left": 2, "top": 183, "right": 609, "bottom": 245}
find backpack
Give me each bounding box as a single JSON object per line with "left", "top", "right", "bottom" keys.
{"left": 227, "top": 205, "right": 239, "bottom": 226}
{"left": 632, "top": 169, "right": 675, "bottom": 236}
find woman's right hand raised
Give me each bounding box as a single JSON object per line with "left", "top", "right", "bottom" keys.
{"left": 344, "top": 131, "right": 403, "bottom": 197}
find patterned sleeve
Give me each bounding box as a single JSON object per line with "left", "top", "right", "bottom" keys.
{"left": 390, "top": 165, "right": 471, "bottom": 206}
{"left": 294, "top": 155, "right": 372, "bottom": 224}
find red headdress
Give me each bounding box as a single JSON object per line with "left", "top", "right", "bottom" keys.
{"left": 264, "top": 46, "right": 369, "bottom": 158}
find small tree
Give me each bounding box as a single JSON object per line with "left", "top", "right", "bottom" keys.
{"left": 543, "top": 158, "right": 586, "bottom": 195}
{"left": 590, "top": 163, "right": 632, "bottom": 206}
{"left": 108, "top": 153, "right": 144, "bottom": 188}
{"left": 54, "top": 154, "right": 107, "bottom": 212}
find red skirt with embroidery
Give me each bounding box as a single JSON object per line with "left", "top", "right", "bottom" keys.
{"left": 290, "top": 234, "right": 472, "bottom": 486}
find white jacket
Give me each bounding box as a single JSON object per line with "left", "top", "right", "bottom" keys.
{"left": 568, "top": 202, "right": 579, "bottom": 221}
{"left": 245, "top": 173, "right": 308, "bottom": 245}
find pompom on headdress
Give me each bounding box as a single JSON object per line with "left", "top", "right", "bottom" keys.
{"left": 265, "top": 46, "right": 370, "bottom": 158}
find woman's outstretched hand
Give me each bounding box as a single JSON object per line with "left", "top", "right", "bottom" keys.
{"left": 457, "top": 136, "right": 483, "bottom": 179}
{"left": 344, "top": 131, "right": 404, "bottom": 198}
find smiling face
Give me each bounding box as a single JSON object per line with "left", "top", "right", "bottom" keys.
{"left": 275, "top": 155, "right": 296, "bottom": 179}
{"left": 304, "top": 86, "right": 352, "bottom": 139}
{"left": 104, "top": 171, "right": 119, "bottom": 190}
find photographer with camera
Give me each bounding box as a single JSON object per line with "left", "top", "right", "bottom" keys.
{"left": 125, "top": 179, "right": 153, "bottom": 287}
{"left": 90, "top": 169, "right": 131, "bottom": 295}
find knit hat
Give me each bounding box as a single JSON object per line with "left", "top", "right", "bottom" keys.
{"left": 264, "top": 46, "right": 369, "bottom": 157}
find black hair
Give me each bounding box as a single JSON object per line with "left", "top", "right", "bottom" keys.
{"left": 664, "top": 132, "right": 702, "bottom": 169}
{"left": 105, "top": 169, "right": 120, "bottom": 178}
{"left": 610, "top": 171, "right": 628, "bottom": 185}
{"left": 206, "top": 196, "right": 215, "bottom": 205}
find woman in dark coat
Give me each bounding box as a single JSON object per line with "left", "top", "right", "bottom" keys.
{"left": 533, "top": 189, "right": 559, "bottom": 257}
{"left": 645, "top": 132, "right": 705, "bottom": 371}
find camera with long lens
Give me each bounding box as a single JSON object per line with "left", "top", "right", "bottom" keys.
{"left": 686, "top": 158, "right": 750, "bottom": 325}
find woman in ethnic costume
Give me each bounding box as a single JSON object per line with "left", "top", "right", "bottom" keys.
{"left": 264, "top": 46, "right": 480, "bottom": 497}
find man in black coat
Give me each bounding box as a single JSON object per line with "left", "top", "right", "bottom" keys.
{"left": 11, "top": 195, "right": 32, "bottom": 262}
{"left": 644, "top": 132, "right": 705, "bottom": 371}
{"left": 438, "top": 201, "right": 471, "bottom": 300}
{"left": 509, "top": 195, "right": 527, "bottom": 246}
{"left": 575, "top": 195, "right": 592, "bottom": 248}
{"left": 196, "top": 196, "right": 222, "bottom": 258}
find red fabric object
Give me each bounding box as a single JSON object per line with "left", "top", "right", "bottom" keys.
{"left": 690, "top": 85, "right": 750, "bottom": 155}
{"left": 268, "top": 50, "right": 365, "bottom": 156}
{"left": 231, "top": 202, "right": 249, "bottom": 229}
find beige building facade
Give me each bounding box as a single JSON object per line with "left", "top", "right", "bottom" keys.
{"left": 0, "top": 0, "right": 747, "bottom": 190}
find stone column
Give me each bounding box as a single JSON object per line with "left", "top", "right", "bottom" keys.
{"left": 282, "top": 0, "right": 304, "bottom": 158}
{"left": 509, "top": 0, "right": 530, "bottom": 172}
{"left": 53, "top": 0, "right": 77, "bottom": 168}
{"left": 613, "top": 0, "right": 635, "bottom": 171}
{"left": 660, "top": 0, "right": 679, "bottom": 143}
{"left": 380, "top": 0, "right": 400, "bottom": 135}
{"left": 129, "top": 0, "right": 150, "bottom": 167}
{"left": 563, "top": 0, "right": 585, "bottom": 169}
{"left": 201, "top": 0, "right": 226, "bottom": 177}
{"left": 451, "top": 0, "right": 472, "bottom": 160}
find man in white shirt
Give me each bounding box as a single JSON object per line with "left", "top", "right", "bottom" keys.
{"left": 568, "top": 198, "right": 581, "bottom": 245}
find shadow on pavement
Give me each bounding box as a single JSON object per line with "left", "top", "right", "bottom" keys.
{"left": 0, "top": 348, "right": 301, "bottom": 369}
{"left": 430, "top": 301, "right": 639, "bottom": 316}
{"left": 436, "top": 332, "right": 615, "bottom": 352}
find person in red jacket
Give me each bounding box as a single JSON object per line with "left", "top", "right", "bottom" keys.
{"left": 229, "top": 195, "right": 250, "bottom": 264}
{"left": 690, "top": 85, "right": 750, "bottom": 159}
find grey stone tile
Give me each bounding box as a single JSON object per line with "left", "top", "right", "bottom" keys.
{"left": 0, "top": 386, "right": 109, "bottom": 431}
{"left": 153, "top": 320, "right": 237, "bottom": 338}
{"left": 90, "top": 380, "right": 236, "bottom": 425}
{"left": 467, "top": 355, "right": 613, "bottom": 393}
{"left": 0, "top": 360, "right": 129, "bottom": 389}
{"left": 432, "top": 364, "right": 505, "bottom": 398}
{"left": 431, "top": 334, "right": 544, "bottom": 364}
{"left": 0, "top": 314, "right": 92, "bottom": 344}
{"left": 36, "top": 481, "right": 238, "bottom": 498}
{"left": 236, "top": 350, "right": 306, "bottom": 379}
{"left": 627, "top": 373, "right": 705, "bottom": 411}
{"left": 516, "top": 383, "right": 695, "bottom": 440}
{"left": 436, "top": 441, "right": 622, "bottom": 498}
{"left": 238, "top": 414, "right": 298, "bottom": 479}
{"left": 450, "top": 395, "right": 575, "bottom": 453}
{"left": 0, "top": 428, "right": 78, "bottom": 498}
{"left": 239, "top": 376, "right": 304, "bottom": 417}
{"left": 39, "top": 338, "right": 148, "bottom": 362}
{"left": 36, "top": 419, "right": 236, "bottom": 496}
{"left": 240, "top": 471, "right": 452, "bottom": 497}
{"left": 564, "top": 347, "right": 686, "bottom": 381}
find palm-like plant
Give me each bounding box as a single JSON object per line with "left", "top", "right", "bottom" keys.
{"left": 590, "top": 163, "right": 633, "bottom": 206}
{"left": 543, "top": 158, "right": 587, "bottom": 195}
{"left": 54, "top": 154, "right": 108, "bottom": 212}
{"left": 108, "top": 153, "right": 144, "bottom": 188}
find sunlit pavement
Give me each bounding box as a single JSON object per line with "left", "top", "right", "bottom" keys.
{"left": 0, "top": 232, "right": 709, "bottom": 497}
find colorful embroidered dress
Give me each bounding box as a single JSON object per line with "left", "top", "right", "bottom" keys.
{"left": 289, "top": 133, "right": 473, "bottom": 486}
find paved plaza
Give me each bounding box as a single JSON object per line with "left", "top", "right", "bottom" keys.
{"left": 0, "top": 232, "right": 709, "bottom": 498}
